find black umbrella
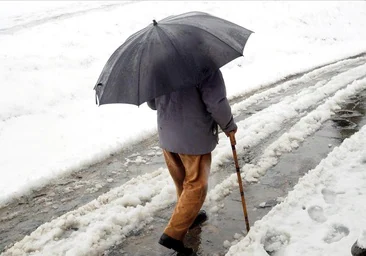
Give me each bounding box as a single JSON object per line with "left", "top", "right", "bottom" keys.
{"left": 94, "top": 11, "right": 253, "bottom": 106}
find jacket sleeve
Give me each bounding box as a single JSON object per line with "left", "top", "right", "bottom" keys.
{"left": 198, "top": 70, "right": 237, "bottom": 133}
{"left": 147, "top": 99, "right": 157, "bottom": 110}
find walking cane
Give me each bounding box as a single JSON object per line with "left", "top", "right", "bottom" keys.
{"left": 229, "top": 132, "right": 250, "bottom": 233}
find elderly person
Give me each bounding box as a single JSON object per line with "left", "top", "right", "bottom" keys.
{"left": 147, "top": 69, "right": 237, "bottom": 256}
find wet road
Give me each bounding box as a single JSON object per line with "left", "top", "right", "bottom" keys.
{"left": 1, "top": 54, "right": 366, "bottom": 255}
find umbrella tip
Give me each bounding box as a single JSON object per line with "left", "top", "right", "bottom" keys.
{"left": 153, "top": 20, "right": 158, "bottom": 26}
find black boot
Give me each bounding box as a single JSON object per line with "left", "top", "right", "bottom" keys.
{"left": 189, "top": 210, "right": 208, "bottom": 229}
{"left": 159, "top": 233, "right": 196, "bottom": 256}
{"left": 351, "top": 240, "right": 366, "bottom": 256}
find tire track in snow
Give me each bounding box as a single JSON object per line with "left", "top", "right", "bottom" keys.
{"left": 208, "top": 56, "right": 366, "bottom": 177}
{"left": 206, "top": 75, "right": 366, "bottom": 208}
{"left": 228, "top": 53, "right": 366, "bottom": 107}
{"left": 0, "top": 2, "right": 139, "bottom": 35}
{"left": 2, "top": 58, "right": 366, "bottom": 256}
{"left": 209, "top": 60, "right": 366, "bottom": 177}
{"left": 231, "top": 56, "right": 366, "bottom": 117}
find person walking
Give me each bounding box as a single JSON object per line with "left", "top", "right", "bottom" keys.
{"left": 147, "top": 69, "right": 237, "bottom": 255}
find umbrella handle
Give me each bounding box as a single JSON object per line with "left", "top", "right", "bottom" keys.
{"left": 229, "top": 132, "right": 250, "bottom": 233}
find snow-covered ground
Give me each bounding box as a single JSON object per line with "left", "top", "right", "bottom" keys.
{"left": 1, "top": 1, "right": 366, "bottom": 255}
{"left": 226, "top": 124, "right": 366, "bottom": 256}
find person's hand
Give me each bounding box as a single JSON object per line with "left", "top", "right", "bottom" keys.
{"left": 225, "top": 128, "right": 237, "bottom": 137}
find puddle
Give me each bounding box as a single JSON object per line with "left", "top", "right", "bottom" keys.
{"left": 331, "top": 118, "right": 357, "bottom": 129}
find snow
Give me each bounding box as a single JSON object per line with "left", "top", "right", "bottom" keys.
{"left": 358, "top": 230, "right": 366, "bottom": 249}
{"left": 206, "top": 65, "right": 366, "bottom": 203}
{"left": 2, "top": 168, "right": 176, "bottom": 256}
{"left": 1, "top": 0, "right": 366, "bottom": 206}
{"left": 1, "top": 1, "right": 366, "bottom": 256}
{"left": 226, "top": 124, "right": 366, "bottom": 256}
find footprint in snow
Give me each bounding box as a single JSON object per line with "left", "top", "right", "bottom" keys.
{"left": 323, "top": 224, "right": 350, "bottom": 244}
{"left": 262, "top": 229, "right": 290, "bottom": 254}
{"left": 307, "top": 205, "right": 327, "bottom": 223}
{"left": 321, "top": 188, "right": 337, "bottom": 204}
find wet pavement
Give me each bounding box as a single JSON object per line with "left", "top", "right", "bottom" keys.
{"left": 1, "top": 55, "right": 365, "bottom": 255}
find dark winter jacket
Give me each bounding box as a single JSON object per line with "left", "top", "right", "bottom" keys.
{"left": 147, "top": 70, "right": 237, "bottom": 155}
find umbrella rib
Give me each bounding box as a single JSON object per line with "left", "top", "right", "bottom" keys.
{"left": 136, "top": 30, "right": 152, "bottom": 105}
{"left": 155, "top": 26, "right": 189, "bottom": 77}
{"left": 164, "top": 23, "right": 245, "bottom": 56}
{"left": 125, "top": 26, "right": 151, "bottom": 43}
{"left": 137, "top": 46, "right": 144, "bottom": 105}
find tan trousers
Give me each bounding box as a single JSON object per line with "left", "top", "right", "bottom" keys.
{"left": 162, "top": 150, "right": 211, "bottom": 241}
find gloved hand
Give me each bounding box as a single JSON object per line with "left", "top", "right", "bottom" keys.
{"left": 225, "top": 128, "right": 237, "bottom": 137}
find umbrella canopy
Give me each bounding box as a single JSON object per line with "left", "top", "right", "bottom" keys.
{"left": 94, "top": 11, "right": 253, "bottom": 106}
